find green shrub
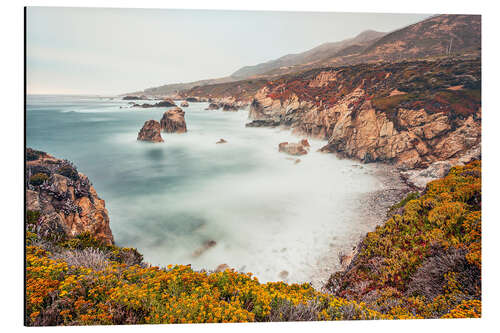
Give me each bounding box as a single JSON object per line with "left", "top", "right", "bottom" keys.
{"left": 29, "top": 173, "right": 49, "bottom": 186}
{"left": 26, "top": 148, "right": 45, "bottom": 161}
{"left": 26, "top": 210, "right": 40, "bottom": 225}
{"left": 56, "top": 165, "right": 79, "bottom": 181}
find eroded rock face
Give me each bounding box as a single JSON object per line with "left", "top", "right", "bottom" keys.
{"left": 278, "top": 141, "right": 309, "bottom": 156}
{"left": 248, "top": 59, "right": 481, "bottom": 169}
{"left": 137, "top": 120, "right": 164, "bottom": 142}
{"left": 25, "top": 149, "right": 114, "bottom": 245}
{"left": 160, "top": 107, "right": 187, "bottom": 133}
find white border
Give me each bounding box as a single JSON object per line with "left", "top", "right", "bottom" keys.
{"left": 2, "top": 0, "right": 499, "bottom": 332}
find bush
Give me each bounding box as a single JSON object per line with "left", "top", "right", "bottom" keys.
{"left": 51, "top": 248, "right": 110, "bottom": 271}
{"left": 26, "top": 148, "right": 46, "bottom": 161}
{"left": 56, "top": 165, "right": 79, "bottom": 181}
{"left": 30, "top": 173, "right": 49, "bottom": 186}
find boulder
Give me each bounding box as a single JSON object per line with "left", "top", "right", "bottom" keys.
{"left": 245, "top": 119, "right": 281, "bottom": 128}
{"left": 300, "top": 139, "right": 310, "bottom": 147}
{"left": 206, "top": 103, "right": 220, "bottom": 110}
{"left": 216, "top": 138, "right": 227, "bottom": 144}
{"left": 222, "top": 103, "right": 238, "bottom": 112}
{"left": 215, "top": 264, "right": 230, "bottom": 272}
{"left": 156, "top": 98, "right": 177, "bottom": 107}
{"left": 180, "top": 101, "right": 189, "bottom": 107}
{"left": 160, "top": 107, "right": 187, "bottom": 133}
{"left": 278, "top": 141, "right": 309, "bottom": 156}
{"left": 137, "top": 120, "right": 164, "bottom": 142}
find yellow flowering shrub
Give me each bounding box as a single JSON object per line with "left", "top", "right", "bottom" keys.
{"left": 326, "top": 160, "right": 481, "bottom": 319}
{"left": 25, "top": 160, "right": 481, "bottom": 325}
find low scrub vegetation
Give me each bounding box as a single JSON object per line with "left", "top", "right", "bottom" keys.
{"left": 25, "top": 160, "right": 481, "bottom": 325}
{"left": 326, "top": 160, "right": 481, "bottom": 319}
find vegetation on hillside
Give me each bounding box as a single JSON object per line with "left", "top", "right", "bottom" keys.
{"left": 25, "top": 161, "right": 481, "bottom": 325}
{"left": 326, "top": 160, "right": 481, "bottom": 318}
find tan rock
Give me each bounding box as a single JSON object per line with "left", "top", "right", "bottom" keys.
{"left": 25, "top": 150, "right": 114, "bottom": 245}
{"left": 137, "top": 120, "right": 164, "bottom": 142}
{"left": 278, "top": 142, "right": 308, "bottom": 156}
{"left": 215, "top": 264, "right": 230, "bottom": 272}
{"left": 160, "top": 107, "right": 187, "bottom": 133}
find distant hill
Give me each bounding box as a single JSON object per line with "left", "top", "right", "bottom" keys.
{"left": 129, "top": 14, "right": 481, "bottom": 97}
{"left": 230, "top": 30, "right": 386, "bottom": 79}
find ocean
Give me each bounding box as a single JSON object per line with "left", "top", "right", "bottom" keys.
{"left": 26, "top": 95, "right": 383, "bottom": 285}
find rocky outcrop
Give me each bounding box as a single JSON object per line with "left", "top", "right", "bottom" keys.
{"left": 160, "top": 107, "right": 187, "bottom": 133}
{"left": 137, "top": 120, "right": 164, "bottom": 142}
{"left": 204, "top": 97, "right": 248, "bottom": 112}
{"left": 122, "top": 95, "right": 144, "bottom": 100}
{"left": 26, "top": 149, "right": 114, "bottom": 245}
{"left": 248, "top": 58, "right": 481, "bottom": 169}
{"left": 206, "top": 103, "right": 220, "bottom": 110}
{"left": 278, "top": 141, "right": 309, "bottom": 156}
{"left": 131, "top": 98, "right": 177, "bottom": 108}
{"left": 180, "top": 101, "right": 189, "bottom": 107}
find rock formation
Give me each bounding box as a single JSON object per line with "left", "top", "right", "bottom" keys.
{"left": 137, "top": 120, "right": 164, "bottom": 142}
{"left": 248, "top": 58, "right": 481, "bottom": 169}
{"left": 278, "top": 141, "right": 309, "bottom": 156}
{"left": 160, "top": 107, "right": 187, "bottom": 133}
{"left": 25, "top": 148, "right": 114, "bottom": 245}
{"left": 131, "top": 98, "right": 177, "bottom": 108}
{"left": 180, "top": 101, "right": 189, "bottom": 107}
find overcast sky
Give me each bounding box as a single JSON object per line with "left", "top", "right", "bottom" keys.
{"left": 26, "top": 7, "right": 430, "bottom": 95}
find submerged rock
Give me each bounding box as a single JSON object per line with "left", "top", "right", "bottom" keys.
{"left": 193, "top": 240, "right": 217, "bottom": 258}
{"left": 278, "top": 141, "right": 309, "bottom": 156}
{"left": 137, "top": 120, "right": 164, "bottom": 142}
{"left": 245, "top": 119, "right": 281, "bottom": 128}
{"left": 160, "top": 107, "right": 187, "bottom": 133}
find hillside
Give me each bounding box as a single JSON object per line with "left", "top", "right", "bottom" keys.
{"left": 230, "top": 30, "right": 386, "bottom": 79}
{"left": 233, "top": 14, "right": 480, "bottom": 79}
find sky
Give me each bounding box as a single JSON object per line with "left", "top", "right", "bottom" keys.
{"left": 26, "top": 7, "right": 431, "bottom": 95}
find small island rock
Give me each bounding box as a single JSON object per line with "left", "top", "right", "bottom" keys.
{"left": 160, "top": 107, "right": 187, "bottom": 133}
{"left": 137, "top": 120, "right": 164, "bottom": 142}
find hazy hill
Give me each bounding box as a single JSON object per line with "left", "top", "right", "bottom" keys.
{"left": 230, "top": 30, "right": 386, "bottom": 79}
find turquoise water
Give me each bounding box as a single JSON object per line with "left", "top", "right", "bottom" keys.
{"left": 26, "top": 95, "right": 381, "bottom": 284}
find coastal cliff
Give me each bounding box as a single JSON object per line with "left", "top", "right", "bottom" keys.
{"left": 26, "top": 148, "right": 114, "bottom": 245}
{"left": 247, "top": 57, "right": 481, "bottom": 169}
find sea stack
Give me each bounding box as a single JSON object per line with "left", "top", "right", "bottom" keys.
{"left": 137, "top": 120, "right": 164, "bottom": 142}
{"left": 160, "top": 107, "right": 187, "bottom": 133}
